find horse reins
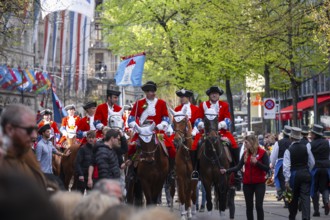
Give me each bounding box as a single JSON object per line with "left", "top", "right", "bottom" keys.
{"left": 173, "top": 118, "right": 192, "bottom": 151}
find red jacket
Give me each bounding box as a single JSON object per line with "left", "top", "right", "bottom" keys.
{"left": 94, "top": 103, "right": 122, "bottom": 138}
{"left": 130, "top": 98, "right": 169, "bottom": 125}
{"left": 242, "top": 147, "right": 267, "bottom": 184}
{"left": 175, "top": 103, "right": 201, "bottom": 126}
{"left": 199, "top": 100, "right": 231, "bottom": 122}
{"left": 77, "top": 116, "right": 95, "bottom": 145}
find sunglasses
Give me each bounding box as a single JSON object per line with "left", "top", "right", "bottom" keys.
{"left": 13, "top": 125, "right": 38, "bottom": 135}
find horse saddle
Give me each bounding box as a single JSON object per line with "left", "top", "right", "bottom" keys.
{"left": 157, "top": 135, "right": 169, "bottom": 157}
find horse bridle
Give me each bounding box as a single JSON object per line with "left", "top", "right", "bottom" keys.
{"left": 138, "top": 133, "right": 159, "bottom": 161}
{"left": 108, "top": 115, "right": 123, "bottom": 130}
{"left": 173, "top": 116, "right": 192, "bottom": 151}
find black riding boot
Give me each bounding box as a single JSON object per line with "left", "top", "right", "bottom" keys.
{"left": 168, "top": 157, "right": 175, "bottom": 183}
{"left": 191, "top": 139, "right": 203, "bottom": 180}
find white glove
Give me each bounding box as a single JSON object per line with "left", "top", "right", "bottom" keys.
{"left": 95, "top": 123, "right": 104, "bottom": 130}
{"left": 156, "top": 123, "right": 165, "bottom": 131}
{"left": 83, "top": 131, "right": 87, "bottom": 137}
{"left": 218, "top": 121, "right": 227, "bottom": 130}
{"left": 62, "top": 130, "right": 67, "bottom": 137}
{"left": 192, "top": 126, "right": 199, "bottom": 136}
{"left": 197, "top": 121, "right": 204, "bottom": 130}
{"left": 128, "top": 121, "right": 136, "bottom": 128}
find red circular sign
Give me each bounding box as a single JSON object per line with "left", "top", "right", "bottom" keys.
{"left": 264, "top": 99, "right": 275, "bottom": 110}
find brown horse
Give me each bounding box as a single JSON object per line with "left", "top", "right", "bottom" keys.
{"left": 60, "top": 136, "right": 80, "bottom": 190}
{"left": 134, "top": 123, "right": 169, "bottom": 205}
{"left": 170, "top": 108, "right": 198, "bottom": 219}
{"left": 199, "top": 108, "right": 229, "bottom": 215}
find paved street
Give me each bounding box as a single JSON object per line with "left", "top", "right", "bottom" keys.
{"left": 159, "top": 188, "right": 329, "bottom": 219}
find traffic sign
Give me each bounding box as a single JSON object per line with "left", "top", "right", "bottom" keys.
{"left": 264, "top": 98, "right": 276, "bottom": 119}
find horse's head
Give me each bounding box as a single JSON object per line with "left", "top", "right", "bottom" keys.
{"left": 204, "top": 108, "right": 218, "bottom": 138}
{"left": 134, "top": 123, "right": 158, "bottom": 161}
{"left": 169, "top": 107, "right": 192, "bottom": 149}
{"left": 108, "top": 108, "right": 124, "bottom": 130}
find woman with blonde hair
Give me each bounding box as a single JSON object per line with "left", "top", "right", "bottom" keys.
{"left": 220, "top": 134, "right": 270, "bottom": 220}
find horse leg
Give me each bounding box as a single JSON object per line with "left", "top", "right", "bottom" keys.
{"left": 177, "top": 177, "right": 187, "bottom": 218}
{"left": 185, "top": 180, "right": 193, "bottom": 219}
{"left": 190, "top": 179, "right": 198, "bottom": 216}
{"left": 218, "top": 175, "right": 228, "bottom": 212}
{"left": 202, "top": 179, "right": 213, "bottom": 213}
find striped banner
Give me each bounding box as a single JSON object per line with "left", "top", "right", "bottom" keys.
{"left": 75, "top": 13, "right": 82, "bottom": 92}
{"left": 82, "top": 16, "right": 90, "bottom": 94}
{"left": 60, "top": 10, "right": 68, "bottom": 89}
{"left": 43, "top": 15, "right": 51, "bottom": 72}
{"left": 32, "top": 0, "right": 40, "bottom": 44}
{"left": 69, "top": 11, "right": 78, "bottom": 93}
{"left": 52, "top": 12, "right": 58, "bottom": 72}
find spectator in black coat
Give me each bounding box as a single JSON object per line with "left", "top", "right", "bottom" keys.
{"left": 88, "top": 129, "right": 123, "bottom": 188}
{"left": 75, "top": 130, "right": 96, "bottom": 194}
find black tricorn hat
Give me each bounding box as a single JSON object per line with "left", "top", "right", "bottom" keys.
{"left": 107, "top": 89, "right": 121, "bottom": 96}
{"left": 311, "top": 124, "right": 324, "bottom": 136}
{"left": 40, "top": 109, "right": 52, "bottom": 116}
{"left": 206, "top": 86, "right": 224, "bottom": 96}
{"left": 141, "top": 81, "right": 157, "bottom": 92}
{"left": 83, "top": 101, "right": 97, "bottom": 110}
{"left": 301, "top": 125, "right": 310, "bottom": 135}
{"left": 38, "top": 124, "right": 51, "bottom": 135}
{"left": 176, "top": 89, "right": 193, "bottom": 97}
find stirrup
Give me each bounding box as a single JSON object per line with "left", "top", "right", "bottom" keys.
{"left": 191, "top": 171, "right": 199, "bottom": 180}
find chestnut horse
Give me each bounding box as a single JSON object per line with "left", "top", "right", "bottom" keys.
{"left": 134, "top": 123, "right": 169, "bottom": 205}
{"left": 170, "top": 108, "right": 198, "bottom": 219}
{"left": 60, "top": 136, "right": 80, "bottom": 190}
{"left": 199, "top": 108, "right": 229, "bottom": 215}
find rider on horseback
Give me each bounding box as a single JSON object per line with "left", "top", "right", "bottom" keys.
{"left": 174, "top": 89, "right": 201, "bottom": 180}
{"left": 127, "top": 81, "right": 176, "bottom": 178}
{"left": 38, "top": 109, "right": 60, "bottom": 145}
{"left": 94, "top": 89, "right": 122, "bottom": 140}
{"left": 192, "top": 86, "right": 239, "bottom": 179}
{"left": 77, "top": 101, "right": 97, "bottom": 145}
{"left": 59, "top": 104, "right": 81, "bottom": 147}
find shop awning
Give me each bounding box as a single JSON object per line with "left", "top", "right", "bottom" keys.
{"left": 276, "top": 95, "right": 330, "bottom": 120}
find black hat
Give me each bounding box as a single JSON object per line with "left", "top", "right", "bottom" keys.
{"left": 141, "top": 81, "right": 157, "bottom": 92}
{"left": 311, "top": 124, "right": 324, "bottom": 136}
{"left": 38, "top": 124, "right": 51, "bottom": 135}
{"left": 290, "top": 127, "right": 302, "bottom": 140}
{"left": 40, "top": 109, "right": 52, "bottom": 116}
{"left": 206, "top": 86, "right": 224, "bottom": 96}
{"left": 176, "top": 89, "right": 193, "bottom": 97}
{"left": 282, "top": 125, "right": 291, "bottom": 136}
{"left": 106, "top": 89, "right": 121, "bottom": 96}
{"left": 301, "top": 125, "right": 310, "bottom": 135}
{"left": 324, "top": 131, "right": 330, "bottom": 138}
{"left": 64, "top": 104, "right": 75, "bottom": 111}
{"left": 83, "top": 101, "right": 97, "bottom": 110}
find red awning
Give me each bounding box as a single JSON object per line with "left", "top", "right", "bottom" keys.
{"left": 276, "top": 95, "right": 330, "bottom": 121}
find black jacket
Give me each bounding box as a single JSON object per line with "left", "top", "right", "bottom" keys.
{"left": 92, "top": 144, "right": 120, "bottom": 179}
{"left": 75, "top": 143, "right": 93, "bottom": 177}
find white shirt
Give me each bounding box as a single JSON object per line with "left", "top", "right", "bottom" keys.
{"left": 283, "top": 141, "right": 315, "bottom": 182}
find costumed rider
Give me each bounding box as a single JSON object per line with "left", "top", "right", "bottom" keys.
{"left": 192, "top": 86, "right": 239, "bottom": 179}
{"left": 59, "top": 104, "right": 81, "bottom": 147}
{"left": 38, "top": 109, "right": 60, "bottom": 145}
{"left": 94, "top": 89, "right": 122, "bottom": 140}
{"left": 127, "top": 81, "right": 176, "bottom": 177}
{"left": 174, "top": 88, "right": 201, "bottom": 179}
{"left": 77, "top": 101, "right": 97, "bottom": 145}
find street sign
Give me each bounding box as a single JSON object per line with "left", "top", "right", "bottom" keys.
{"left": 264, "top": 98, "right": 276, "bottom": 119}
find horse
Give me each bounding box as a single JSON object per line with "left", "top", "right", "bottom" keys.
{"left": 134, "top": 122, "right": 169, "bottom": 205}
{"left": 169, "top": 108, "right": 198, "bottom": 219}
{"left": 60, "top": 136, "right": 80, "bottom": 190}
{"left": 199, "top": 108, "right": 229, "bottom": 215}
{"left": 108, "top": 108, "right": 124, "bottom": 130}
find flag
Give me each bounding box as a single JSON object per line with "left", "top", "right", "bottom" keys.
{"left": 82, "top": 16, "right": 90, "bottom": 94}
{"left": 32, "top": 0, "right": 41, "bottom": 44}
{"left": 0, "top": 65, "right": 16, "bottom": 90}
{"left": 33, "top": 71, "right": 50, "bottom": 94}
{"left": 43, "top": 15, "right": 51, "bottom": 72}
{"left": 68, "top": 11, "right": 78, "bottom": 92}
{"left": 115, "top": 52, "right": 146, "bottom": 87}
{"left": 41, "top": 0, "right": 95, "bottom": 19}
{"left": 24, "top": 69, "right": 37, "bottom": 85}
{"left": 51, "top": 87, "right": 67, "bottom": 124}
{"left": 16, "top": 67, "right": 31, "bottom": 92}
{"left": 7, "top": 67, "right": 20, "bottom": 90}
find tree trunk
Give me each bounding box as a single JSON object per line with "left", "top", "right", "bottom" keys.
{"left": 263, "top": 63, "right": 271, "bottom": 133}
{"left": 226, "top": 79, "right": 235, "bottom": 133}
